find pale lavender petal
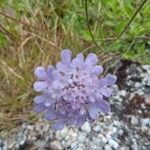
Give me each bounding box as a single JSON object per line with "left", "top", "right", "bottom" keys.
{"left": 85, "top": 53, "right": 98, "bottom": 65}
{"left": 106, "top": 74, "right": 117, "bottom": 86}
{"left": 47, "top": 65, "right": 54, "bottom": 79}
{"left": 56, "top": 62, "right": 68, "bottom": 73}
{"left": 53, "top": 80, "right": 64, "bottom": 89}
{"left": 88, "top": 104, "right": 98, "bottom": 119}
{"left": 76, "top": 53, "right": 84, "bottom": 63}
{"left": 75, "top": 115, "right": 86, "bottom": 127}
{"left": 99, "top": 78, "right": 107, "bottom": 88}
{"left": 34, "top": 95, "right": 47, "bottom": 104}
{"left": 34, "top": 66, "right": 47, "bottom": 80}
{"left": 89, "top": 96, "right": 95, "bottom": 102}
{"left": 92, "top": 65, "right": 103, "bottom": 75}
{"left": 33, "top": 81, "right": 48, "bottom": 92}
{"left": 52, "top": 118, "right": 65, "bottom": 130}
{"left": 61, "top": 49, "right": 72, "bottom": 64}
{"left": 71, "top": 58, "right": 81, "bottom": 68}
{"left": 52, "top": 70, "right": 61, "bottom": 79}
{"left": 96, "top": 100, "right": 110, "bottom": 113}
{"left": 33, "top": 104, "right": 46, "bottom": 112}
{"left": 100, "top": 87, "right": 112, "bottom": 97}
{"left": 44, "top": 108, "right": 57, "bottom": 120}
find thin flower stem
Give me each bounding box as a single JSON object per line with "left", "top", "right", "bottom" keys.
{"left": 116, "top": 0, "right": 148, "bottom": 40}
{"left": 84, "top": 0, "right": 104, "bottom": 52}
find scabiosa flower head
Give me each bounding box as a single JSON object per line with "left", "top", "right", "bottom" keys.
{"left": 33, "top": 49, "right": 117, "bottom": 130}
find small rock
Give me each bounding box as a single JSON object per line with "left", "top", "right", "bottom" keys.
{"left": 112, "top": 127, "right": 118, "bottom": 134}
{"left": 55, "top": 127, "right": 68, "bottom": 140}
{"left": 93, "top": 125, "right": 101, "bottom": 132}
{"left": 141, "top": 118, "right": 150, "bottom": 126}
{"left": 50, "top": 140, "right": 63, "bottom": 150}
{"left": 104, "top": 144, "right": 112, "bottom": 150}
{"left": 78, "top": 143, "right": 85, "bottom": 150}
{"left": 71, "top": 142, "right": 78, "bottom": 150}
{"left": 78, "top": 132, "right": 86, "bottom": 143}
{"left": 142, "top": 65, "right": 150, "bottom": 70}
{"left": 98, "top": 134, "right": 107, "bottom": 144}
{"left": 119, "top": 90, "right": 126, "bottom": 97}
{"left": 145, "top": 95, "right": 150, "bottom": 104}
{"left": 108, "top": 139, "right": 119, "bottom": 149}
{"left": 146, "top": 77, "right": 150, "bottom": 86}
{"left": 131, "top": 116, "right": 138, "bottom": 125}
{"left": 67, "top": 129, "right": 77, "bottom": 142}
{"left": 120, "top": 146, "right": 130, "bottom": 150}
{"left": 81, "top": 122, "right": 91, "bottom": 133}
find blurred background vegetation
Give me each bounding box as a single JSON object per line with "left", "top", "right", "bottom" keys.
{"left": 0, "top": 0, "right": 149, "bottom": 130}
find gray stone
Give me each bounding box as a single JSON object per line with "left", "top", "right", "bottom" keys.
{"left": 81, "top": 122, "right": 91, "bottom": 133}
{"left": 131, "top": 116, "right": 138, "bottom": 125}
{"left": 108, "top": 139, "right": 119, "bottom": 149}
{"left": 50, "top": 140, "right": 63, "bottom": 150}
{"left": 119, "top": 90, "right": 126, "bottom": 97}
{"left": 141, "top": 118, "right": 150, "bottom": 126}
{"left": 71, "top": 142, "right": 78, "bottom": 150}
{"left": 93, "top": 125, "right": 101, "bottom": 132}
{"left": 104, "top": 144, "right": 112, "bottom": 150}
{"left": 78, "top": 132, "right": 86, "bottom": 143}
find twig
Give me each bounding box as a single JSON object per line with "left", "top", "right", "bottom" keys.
{"left": 116, "top": 0, "right": 148, "bottom": 40}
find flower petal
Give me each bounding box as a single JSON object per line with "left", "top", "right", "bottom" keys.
{"left": 33, "top": 103, "right": 46, "bottom": 112}
{"left": 52, "top": 70, "right": 61, "bottom": 80}
{"left": 61, "top": 49, "right": 72, "bottom": 64}
{"left": 52, "top": 118, "right": 65, "bottom": 130}
{"left": 44, "top": 107, "right": 57, "bottom": 121}
{"left": 99, "top": 78, "right": 107, "bottom": 88}
{"left": 88, "top": 104, "right": 98, "bottom": 119}
{"left": 34, "top": 95, "right": 47, "bottom": 104}
{"left": 92, "top": 65, "right": 103, "bottom": 75}
{"left": 96, "top": 100, "right": 110, "bottom": 113}
{"left": 56, "top": 62, "right": 68, "bottom": 73}
{"left": 47, "top": 65, "right": 54, "bottom": 80}
{"left": 85, "top": 53, "right": 98, "bottom": 65}
{"left": 76, "top": 53, "right": 84, "bottom": 64}
{"left": 71, "top": 58, "right": 82, "bottom": 68}
{"left": 33, "top": 81, "right": 48, "bottom": 92}
{"left": 75, "top": 115, "right": 86, "bottom": 127}
{"left": 34, "top": 66, "right": 47, "bottom": 80}
{"left": 106, "top": 74, "right": 117, "bottom": 86}
{"left": 100, "top": 87, "right": 112, "bottom": 97}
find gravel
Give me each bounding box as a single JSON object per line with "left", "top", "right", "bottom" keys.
{"left": 0, "top": 62, "right": 150, "bottom": 150}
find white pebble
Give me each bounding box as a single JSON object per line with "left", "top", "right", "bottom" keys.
{"left": 119, "top": 90, "right": 126, "bottom": 97}
{"left": 98, "top": 134, "right": 108, "bottom": 144}
{"left": 71, "top": 142, "right": 78, "bottom": 150}
{"left": 55, "top": 127, "right": 68, "bottom": 140}
{"left": 104, "top": 144, "right": 112, "bottom": 150}
{"left": 142, "top": 65, "right": 150, "bottom": 70}
{"left": 131, "top": 116, "right": 138, "bottom": 125}
{"left": 50, "top": 140, "right": 63, "bottom": 150}
{"left": 108, "top": 139, "right": 119, "bottom": 149}
{"left": 141, "top": 118, "right": 150, "bottom": 126}
{"left": 78, "top": 132, "right": 86, "bottom": 143}
{"left": 93, "top": 125, "right": 101, "bottom": 132}
{"left": 81, "top": 122, "right": 91, "bottom": 133}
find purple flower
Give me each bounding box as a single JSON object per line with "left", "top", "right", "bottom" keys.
{"left": 33, "top": 49, "right": 117, "bottom": 130}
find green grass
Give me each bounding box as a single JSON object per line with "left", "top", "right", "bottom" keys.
{"left": 0, "top": 0, "right": 150, "bottom": 130}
